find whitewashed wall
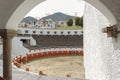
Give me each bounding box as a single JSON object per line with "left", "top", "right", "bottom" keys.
{"left": 84, "top": 3, "right": 117, "bottom": 80}
{"left": 12, "top": 37, "right": 29, "bottom": 58}
{"left": 30, "top": 36, "right": 36, "bottom": 46}
{"left": 18, "top": 28, "right": 83, "bottom": 35}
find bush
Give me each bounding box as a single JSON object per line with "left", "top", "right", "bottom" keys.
{"left": 67, "top": 18, "right": 73, "bottom": 26}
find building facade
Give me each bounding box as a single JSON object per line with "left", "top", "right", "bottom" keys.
{"left": 18, "top": 19, "right": 56, "bottom": 28}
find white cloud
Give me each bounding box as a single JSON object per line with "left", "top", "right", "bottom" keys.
{"left": 25, "top": 0, "right": 85, "bottom": 18}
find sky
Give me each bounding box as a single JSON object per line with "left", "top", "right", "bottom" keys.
{"left": 25, "top": 0, "right": 86, "bottom": 19}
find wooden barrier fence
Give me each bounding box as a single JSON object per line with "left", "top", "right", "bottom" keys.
{"left": 12, "top": 50, "right": 83, "bottom": 68}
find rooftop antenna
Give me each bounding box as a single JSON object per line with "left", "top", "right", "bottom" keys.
{"left": 46, "top": 13, "right": 50, "bottom": 16}
{"left": 75, "top": 12, "right": 77, "bottom": 17}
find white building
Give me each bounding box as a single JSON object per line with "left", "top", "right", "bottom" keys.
{"left": 36, "top": 19, "right": 56, "bottom": 28}
{"left": 56, "top": 21, "right": 67, "bottom": 27}
{"left": 18, "top": 19, "right": 56, "bottom": 29}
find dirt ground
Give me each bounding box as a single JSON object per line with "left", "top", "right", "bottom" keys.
{"left": 21, "top": 56, "right": 85, "bottom": 78}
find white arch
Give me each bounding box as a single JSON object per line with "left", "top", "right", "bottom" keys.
{"left": 6, "top": 0, "right": 117, "bottom": 30}
{"left": 6, "top": 0, "right": 46, "bottom": 30}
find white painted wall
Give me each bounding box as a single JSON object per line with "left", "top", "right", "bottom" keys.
{"left": 84, "top": 3, "right": 116, "bottom": 80}
{"left": 0, "top": 45, "right": 2, "bottom": 60}
{"left": 18, "top": 28, "right": 83, "bottom": 35}
{"left": 30, "top": 36, "right": 36, "bottom": 46}
{"left": 12, "top": 37, "right": 29, "bottom": 58}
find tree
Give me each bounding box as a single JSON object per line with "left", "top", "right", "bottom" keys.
{"left": 67, "top": 18, "right": 73, "bottom": 26}
{"left": 75, "top": 17, "right": 81, "bottom": 26}
{"left": 75, "top": 17, "right": 83, "bottom": 27}
{"left": 79, "top": 17, "right": 83, "bottom": 27}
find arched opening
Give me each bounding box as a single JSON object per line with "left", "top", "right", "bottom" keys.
{"left": 13, "top": 0, "right": 84, "bottom": 78}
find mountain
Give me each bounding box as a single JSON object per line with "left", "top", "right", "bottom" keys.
{"left": 21, "top": 16, "right": 37, "bottom": 23}
{"left": 41, "top": 12, "right": 76, "bottom": 21}
{"left": 21, "top": 12, "right": 76, "bottom": 23}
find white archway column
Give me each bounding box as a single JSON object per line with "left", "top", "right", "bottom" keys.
{"left": 84, "top": 3, "right": 114, "bottom": 80}
{"left": 0, "top": 29, "right": 17, "bottom": 80}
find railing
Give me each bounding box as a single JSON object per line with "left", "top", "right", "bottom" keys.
{"left": 18, "top": 28, "right": 83, "bottom": 35}
{"left": 12, "top": 48, "right": 83, "bottom": 68}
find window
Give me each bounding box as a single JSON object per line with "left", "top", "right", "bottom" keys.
{"left": 47, "top": 31, "right": 50, "bottom": 34}
{"left": 40, "top": 31, "right": 43, "bottom": 34}
{"left": 54, "top": 31, "right": 57, "bottom": 34}
{"left": 68, "top": 31, "right": 70, "bottom": 34}
{"left": 33, "top": 31, "right": 36, "bottom": 33}
{"left": 25, "top": 30, "right": 28, "bottom": 33}
{"left": 61, "top": 31, "right": 63, "bottom": 34}
{"left": 74, "top": 31, "right": 77, "bottom": 34}
{"left": 48, "top": 24, "right": 50, "bottom": 27}
{"left": 29, "top": 22, "right": 31, "bottom": 24}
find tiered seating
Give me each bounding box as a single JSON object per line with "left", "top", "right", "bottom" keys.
{"left": 32, "top": 35, "right": 83, "bottom": 49}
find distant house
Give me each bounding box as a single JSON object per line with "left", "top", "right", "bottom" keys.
{"left": 18, "top": 18, "right": 78, "bottom": 29}
{"left": 56, "top": 19, "right": 76, "bottom": 27}
{"left": 18, "top": 19, "right": 56, "bottom": 29}
{"left": 18, "top": 22, "right": 27, "bottom": 28}
{"left": 56, "top": 21, "right": 67, "bottom": 27}
{"left": 36, "top": 19, "right": 56, "bottom": 28}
